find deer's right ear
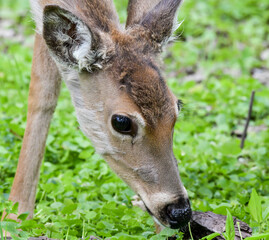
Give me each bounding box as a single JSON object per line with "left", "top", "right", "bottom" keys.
{"left": 43, "top": 5, "right": 105, "bottom": 71}
{"left": 140, "top": 0, "right": 183, "bottom": 47}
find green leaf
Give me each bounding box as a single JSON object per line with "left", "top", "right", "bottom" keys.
{"left": 85, "top": 211, "right": 97, "bottom": 220}
{"left": 0, "top": 221, "right": 19, "bottom": 235}
{"left": 17, "top": 212, "right": 29, "bottom": 221}
{"left": 17, "top": 230, "right": 30, "bottom": 240}
{"left": 201, "top": 232, "right": 221, "bottom": 240}
{"left": 159, "top": 228, "right": 178, "bottom": 237}
{"left": 51, "top": 232, "right": 64, "bottom": 239}
{"left": 0, "top": 222, "right": 4, "bottom": 240}
{"left": 223, "top": 209, "right": 235, "bottom": 240}
{"left": 248, "top": 189, "right": 262, "bottom": 223}
{"left": 96, "top": 221, "right": 114, "bottom": 230}
{"left": 212, "top": 203, "right": 232, "bottom": 215}
{"left": 20, "top": 219, "right": 39, "bottom": 230}
{"left": 11, "top": 202, "right": 19, "bottom": 214}
{"left": 0, "top": 146, "right": 8, "bottom": 155}
{"left": 262, "top": 206, "right": 269, "bottom": 221}
{"left": 79, "top": 150, "right": 93, "bottom": 159}
{"left": 61, "top": 199, "right": 77, "bottom": 215}
{"left": 244, "top": 233, "right": 269, "bottom": 240}
{"left": 50, "top": 202, "right": 63, "bottom": 209}
{"left": 219, "top": 140, "right": 241, "bottom": 156}
{"left": 44, "top": 222, "right": 60, "bottom": 232}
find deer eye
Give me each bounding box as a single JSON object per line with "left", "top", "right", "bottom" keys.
{"left": 111, "top": 115, "right": 137, "bottom": 137}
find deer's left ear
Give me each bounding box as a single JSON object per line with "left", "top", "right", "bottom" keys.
{"left": 141, "top": 0, "right": 183, "bottom": 46}
{"left": 43, "top": 5, "right": 106, "bottom": 71}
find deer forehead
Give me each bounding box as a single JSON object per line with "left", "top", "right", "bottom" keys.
{"left": 107, "top": 50, "right": 177, "bottom": 128}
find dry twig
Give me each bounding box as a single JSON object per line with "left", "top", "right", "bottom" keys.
{"left": 240, "top": 91, "right": 255, "bottom": 149}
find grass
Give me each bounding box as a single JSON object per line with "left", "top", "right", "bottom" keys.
{"left": 0, "top": 0, "right": 269, "bottom": 239}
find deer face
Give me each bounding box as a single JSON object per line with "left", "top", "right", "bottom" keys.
{"left": 42, "top": 0, "right": 191, "bottom": 229}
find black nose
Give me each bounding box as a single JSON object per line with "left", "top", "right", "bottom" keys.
{"left": 165, "top": 199, "right": 192, "bottom": 229}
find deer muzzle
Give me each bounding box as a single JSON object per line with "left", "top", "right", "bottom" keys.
{"left": 164, "top": 198, "right": 192, "bottom": 229}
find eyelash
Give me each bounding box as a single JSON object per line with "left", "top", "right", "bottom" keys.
{"left": 177, "top": 99, "right": 183, "bottom": 111}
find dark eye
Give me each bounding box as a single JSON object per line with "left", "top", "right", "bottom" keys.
{"left": 111, "top": 115, "right": 137, "bottom": 137}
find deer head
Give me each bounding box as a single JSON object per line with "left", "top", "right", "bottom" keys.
{"left": 42, "top": 0, "right": 191, "bottom": 229}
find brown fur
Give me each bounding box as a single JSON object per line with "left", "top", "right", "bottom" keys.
{"left": 141, "top": 0, "right": 182, "bottom": 43}
{"left": 6, "top": 0, "right": 189, "bottom": 232}
{"left": 112, "top": 53, "right": 174, "bottom": 126}
{"left": 39, "top": 0, "right": 119, "bottom": 32}
{"left": 126, "top": 0, "right": 161, "bottom": 26}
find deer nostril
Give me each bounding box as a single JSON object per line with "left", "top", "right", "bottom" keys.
{"left": 166, "top": 201, "right": 192, "bottom": 229}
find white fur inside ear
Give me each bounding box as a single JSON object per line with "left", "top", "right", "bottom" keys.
{"left": 72, "top": 21, "right": 95, "bottom": 71}
{"left": 162, "top": 19, "right": 184, "bottom": 46}
{"left": 161, "top": 0, "right": 185, "bottom": 47}
{"left": 70, "top": 18, "right": 107, "bottom": 72}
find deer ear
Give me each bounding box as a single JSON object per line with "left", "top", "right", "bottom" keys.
{"left": 43, "top": 5, "right": 104, "bottom": 71}
{"left": 141, "top": 0, "right": 183, "bottom": 45}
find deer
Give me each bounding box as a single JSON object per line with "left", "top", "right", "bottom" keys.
{"left": 4, "top": 0, "right": 192, "bottom": 233}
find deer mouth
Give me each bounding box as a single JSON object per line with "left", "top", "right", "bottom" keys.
{"left": 131, "top": 195, "right": 168, "bottom": 227}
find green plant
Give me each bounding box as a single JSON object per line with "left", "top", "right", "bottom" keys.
{"left": 0, "top": 0, "right": 269, "bottom": 239}
{"left": 0, "top": 202, "right": 30, "bottom": 240}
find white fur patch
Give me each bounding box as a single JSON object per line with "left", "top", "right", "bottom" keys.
{"left": 30, "top": 0, "right": 43, "bottom": 33}
{"left": 61, "top": 68, "right": 118, "bottom": 156}
{"left": 69, "top": 18, "right": 107, "bottom": 72}
{"left": 162, "top": 19, "right": 184, "bottom": 46}
{"left": 150, "top": 192, "right": 178, "bottom": 203}
{"left": 162, "top": 0, "right": 185, "bottom": 46}
{"left": 132, "top": 112, "right": 146, "bottom": 127}
{"left": 131, "top": 195, "right": 147, "bottom": 211}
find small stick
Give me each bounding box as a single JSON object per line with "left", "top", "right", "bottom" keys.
{"left": 240, "top": 91, "right": 255, "bottom": 149}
